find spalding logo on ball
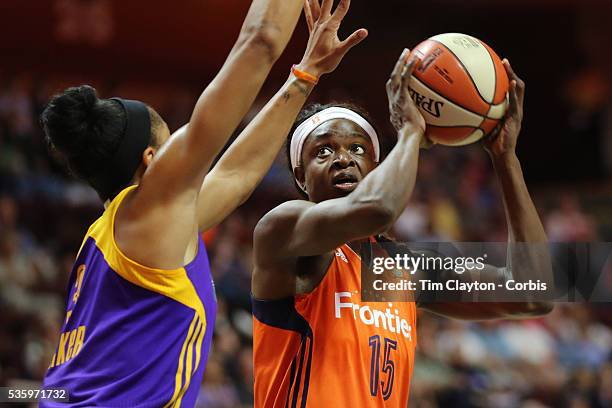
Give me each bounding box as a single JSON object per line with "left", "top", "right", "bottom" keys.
{"left": 409, "top": 33, "right": 509, "bottom": 146}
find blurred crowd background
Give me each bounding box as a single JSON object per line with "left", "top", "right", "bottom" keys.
{"left": 1, "top": 0, "right": 611, "bottom": 407}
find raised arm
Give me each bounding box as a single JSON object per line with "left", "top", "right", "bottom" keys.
{"left": 255, "top": 52, "right": 427, "bottom": 260}
{"left": 421, "top": 60, "right": 554, "bottom": 320}
{"left": 141, "top": 0, "right": 304, "bottom": 201}
{"left": 113, "top": 0, "right": 304, "bottom": 269}
{"left": 197, "top": 0, "right": 368, "bottom": 232}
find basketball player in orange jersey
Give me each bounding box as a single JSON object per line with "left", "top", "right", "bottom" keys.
{"left": 251, "top": 25, "right": 554, "bottom": 408}
{"left": 38, "top": 0, "right": 366, "bottom": 405}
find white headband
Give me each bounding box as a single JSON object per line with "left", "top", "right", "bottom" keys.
{"left": 289, "top": 107, "right": 380, "bottom": 178}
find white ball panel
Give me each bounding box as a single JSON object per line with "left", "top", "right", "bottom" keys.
{"left": 409, "top": 77, "right": 484, "bottom": 128}
{"left": 487, "top": 97, "right": 509, "bottom": 119}
{"left": 431, "top": 33, "right": 496, "bottom": 104}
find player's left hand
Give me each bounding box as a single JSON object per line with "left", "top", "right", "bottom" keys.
{"left": 483, "top": 59, "right": 525, "bottom": 158}
{"left": 296, "top": 0, "right": 368, "bottom": 78}
{"left": 386, "top": 49, "right": 427, "bottom": 138}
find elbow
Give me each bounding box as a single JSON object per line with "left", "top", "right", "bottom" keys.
{"left": 236, "top": 188, "right": 253, "bottom": 208}
{"left": 238, "top": 23, "right": 283, "bottom": 63}
{"left": 226, "top": 172, "right": 254, "bottom": 208}
{"left": 353, "top": 199, "right": 397, "bottom": 235}
{"left": 375, "top": 206, "right": 397, "bottom": 233}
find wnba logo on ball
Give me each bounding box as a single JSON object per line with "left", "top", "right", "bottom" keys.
{"left": 408, "top": 88, "right": 444, "bottom": 118}
{"left": 452, "top": 36, "right": 481, "bottom": 49}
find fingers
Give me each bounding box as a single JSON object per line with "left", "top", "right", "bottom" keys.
{"left": 338, "top": 28, "right": 368, "bottom": 55}
{"left": 400, "top": 55, "right": 420, "bottom": 86}
{"left": 387, "top": 49, "right": 410, "bottom": 94}
{"left": 396, "top": 57, "right": 419, "bottom": 113}
{"left": 484, "top": 122, "right": 503, "bottom": 143}
{"left": 330, "top": 0, "right": 350, "bottom": 22}
{"left": 310, "top": 0, "right": 321, "bottom": 22}
{"left": 320, "top": 0, "right": 333, "bottom": 16}
{"left": 502, "top": 58, "right": 525, "bottom": 105}
{"left": 506, "top": 79, "right": 519, "bottom": 116}
{"left": 304, "top": 0, "right": 314, "bottom": 32}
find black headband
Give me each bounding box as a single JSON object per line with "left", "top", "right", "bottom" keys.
{"left": 94, "top": 97, "right": 151, "bottom": 201}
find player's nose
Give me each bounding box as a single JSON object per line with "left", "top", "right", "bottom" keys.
{"left": 332, "top": 149, "right": 355, "bottom": 168}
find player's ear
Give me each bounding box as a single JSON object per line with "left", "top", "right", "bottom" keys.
{"left": 293, "top": 166, "right": 306, "bottom": 192}
{"left": 142, "top": 146, "right": 156, "bottom": 168}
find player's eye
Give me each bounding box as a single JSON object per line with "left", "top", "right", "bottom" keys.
{"left": 317, "top": 146, "right": 333, "bottom": 158}
{"left": 351, "top": 144, "right": 365, "bottom": 155}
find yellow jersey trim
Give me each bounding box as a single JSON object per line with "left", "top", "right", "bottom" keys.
{"left": 87, "top": 185, "right": 205, "bottom": 316}
{"left": 164, "top": 313, "right": 199, "bottom": 408}
{"left": 85, "top": 185, "right": 208, "bottom": 407}
{"left": 175, "top": 318, "right": 204, "bottom": 407}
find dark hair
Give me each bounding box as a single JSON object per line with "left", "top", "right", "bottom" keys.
{"left": 285, "top": 102, "right": 384, "bottom": 198}
{"left": 41, "top": 85, "right": 164, "bottom": 200}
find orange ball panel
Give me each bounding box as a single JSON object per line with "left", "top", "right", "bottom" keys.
{"left": 480, "top": 118, "right": 500, "bottom": 136}
{"left": 413, "top": 40, "right": 490, "bottom": 117}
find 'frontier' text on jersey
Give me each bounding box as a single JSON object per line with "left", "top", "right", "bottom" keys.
{"left": 334, "top": 292, "right": 413, "bottom": 340}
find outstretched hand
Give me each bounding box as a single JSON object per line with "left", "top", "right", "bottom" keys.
{"left": 296, "top": 0, "right": 368, "bottom": 78}
{"left": 483, "top": 59, "right": 525, "bottom": 158}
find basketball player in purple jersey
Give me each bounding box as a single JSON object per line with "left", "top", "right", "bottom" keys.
{"left": 38, "top": 0, "right": 366, "bottom": 406}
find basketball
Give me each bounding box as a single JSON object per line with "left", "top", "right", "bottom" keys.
{"left": 410, "top": 33, "right": 510, "bottom": 146}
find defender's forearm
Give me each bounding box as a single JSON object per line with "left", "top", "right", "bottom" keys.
{"left": 231, "top": 0, "right": 305, "bottom": 62}
{"left": 197, "top": 76, "right": 313, "bottom": 231}
{"left": 214, "top": 76, "right": 314, "bottom": 197}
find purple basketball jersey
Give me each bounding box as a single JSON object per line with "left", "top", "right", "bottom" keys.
{"left": 41, "top": 186, "right": 217, "bottom": 407}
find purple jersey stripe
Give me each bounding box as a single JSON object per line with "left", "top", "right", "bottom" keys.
{"left": 41, "top": 232, "right": 216, "bottom": 408}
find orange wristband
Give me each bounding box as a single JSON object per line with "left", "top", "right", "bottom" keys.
{"left": 291, "top": 65, "right": 319, "bottom": 85}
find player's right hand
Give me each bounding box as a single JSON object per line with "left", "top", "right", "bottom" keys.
{"left": 295, "top": 0, "right": 368, "bottom": 78}
{"left": 386, "top": 49, "right": 429, "bottom": 145}
{"left": 482, "top": 58, "right": 524, "bottom": 158}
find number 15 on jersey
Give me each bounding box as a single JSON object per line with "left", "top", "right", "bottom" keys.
{"left": 369, "top": 335, "right": 398, "bottom": 400}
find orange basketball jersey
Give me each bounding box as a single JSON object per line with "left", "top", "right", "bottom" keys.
{"left": 253, "top": 243, "right": 417, "bottom": 407}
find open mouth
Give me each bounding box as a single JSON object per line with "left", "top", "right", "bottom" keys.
{"left": 332, "top": 172, "right": 359, "bottom": 191}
